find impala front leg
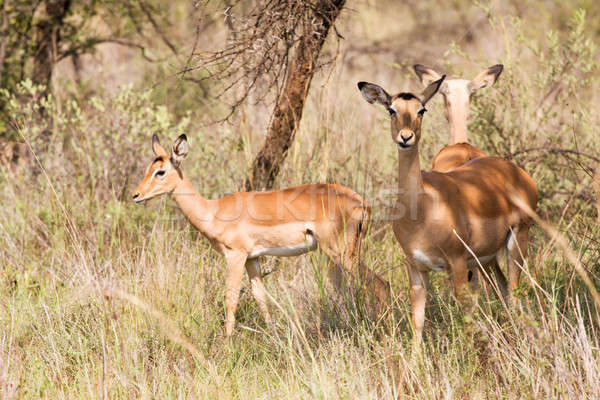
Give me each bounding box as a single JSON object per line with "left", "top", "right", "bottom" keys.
{"left": 408, "top": 264, "right": 428, "bottom": 344}
{"left": 448, "top": 255, "right": 475, "bottom": 311}
{"left": 468, "top": 266, "right": 480, "bottom": 293}
{"left": 224, "top": 250, "right": 248, "bottom": 336}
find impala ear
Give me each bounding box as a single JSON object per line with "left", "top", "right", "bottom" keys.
{"left": 171, "top": 134, "right": 188, "bottom": 168}
{"left": 152, "top": 134, "right": 168, "bottom": 157}
{"left": 468, "top": 64, "right": 503, "bottom": 93}
{"left": 357, "top": 81, "right": 392, "bottom": 108}
{"left": 413, "top": 64, "right": 443, "bottom": 87}
{"left": 420, "top": 75, "right": 446, "bottom": 106}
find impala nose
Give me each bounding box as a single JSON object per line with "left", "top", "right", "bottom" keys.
{"left": 132, "top": 192, "right": 146, "bottom": 204}
{"left": 400, "top": 132, "right": 414, "bottom": 143}
{"left": 397, "top": 131, "right": 414, "bottom": 149}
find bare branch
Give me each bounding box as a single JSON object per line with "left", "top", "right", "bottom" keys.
{"left": 0, "top": 0, "right": 10, "bottom": 84}
{"left": 182, "top": 0, "right": 344, "bottom": 117}
{"left": 58, "top": 38, "right": 159, "bottom": 63}
{"left": 507, "top": 146, "right": 600, "bottom": 171}
{"left": 138, "top": 0, "right": 178, "bottom": 55}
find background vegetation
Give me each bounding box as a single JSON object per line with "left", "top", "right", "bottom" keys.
{"left": 1, "top": 0, "right": 599, "bottom": 398}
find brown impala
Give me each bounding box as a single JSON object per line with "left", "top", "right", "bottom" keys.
{"left": 358, "top": 76, "right": 538, "bottom": 342}
{"left": 413, "top": 63, "right": 503, "bottom": 172}
{"left": 132, "top": 134, "right": 390, "bottom": 336}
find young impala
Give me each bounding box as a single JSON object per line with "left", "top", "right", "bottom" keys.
{"left": 358, "top": 76, "right": 538, "bottom": 342}
{"left": 413, "top": 64, "right": 503, "bottom": 172}
{"left": 132, "top": 134, "right": 390, "bottom": 336}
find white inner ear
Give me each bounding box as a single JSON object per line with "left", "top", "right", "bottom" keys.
{"left": 172, "top": 142, "right": 188, "bottom": 162}
{"left": 179, "top": 142, "right": 188, "bottom": 155}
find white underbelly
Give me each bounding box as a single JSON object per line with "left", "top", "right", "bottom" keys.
{"left": 248, "top": 234, "right": 318, "bottom": 258}
{"left": 413, "top": 249, "right": 446, "bottom": 272}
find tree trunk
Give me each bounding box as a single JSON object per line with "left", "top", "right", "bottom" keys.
{"left": 245, "top": 0, "right": 345, "bottom": 191}
{"left": 0, "top": 0, "right": 10, "bottom": 85}
{"left": 33, "top": 0, "right": 71, "bottom": 87}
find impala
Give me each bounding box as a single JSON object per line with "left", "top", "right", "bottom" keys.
{"left": 413, "top": 64, "right": 503, "bottom": 172}
{"left": 132, "top": 134, "right": 390, "bottom": 336}
{"left": 358, "top": 76, "right": 538, "bottom": 341}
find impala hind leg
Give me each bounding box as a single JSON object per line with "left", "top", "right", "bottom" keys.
{"left": 224, "top": 251, "right": 248, "bottom": 336}
{"left": 312, "top": 230, "right": 350, "bottom": 291}
{"left": 337, "top": 216, "right": 391, "bottom": 309}
{"left": 321, "top": 233, "right": 390, "bottom": 313}
{"left": 507, "top": 225, "right": 531, "bottom": 304}
{"left": 408, "top": 265, "right": 428, "bottom": 344}
{"left": 342, "top": 225, "right": 391, "bottom": 308}
{"left": 245, "top": 258, "right": 271, "bottom": 324}
{"left": 320, "top": 247, "right": 352, "bottom": 297}
{"left": 342, "top": 255, "right": 391, "bottom": 313}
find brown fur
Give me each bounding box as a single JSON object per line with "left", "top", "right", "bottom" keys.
{"left": 134, "top": 135, "right": 390, "bottom": 336}
{"left": 430, "top": 142, "right": 486, "bottom": 173}
{"left": 359, "top": 78, "right": 538, "bottom": 342}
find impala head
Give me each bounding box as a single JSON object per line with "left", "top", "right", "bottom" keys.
{"left": 358, "top": 76, "right": 445, "bottom": 151}
{"left": 413, "top": 64, "right": 503, "bottom": 142}
{"left": 132, "top": 134, "right": 188, "bottom": 204}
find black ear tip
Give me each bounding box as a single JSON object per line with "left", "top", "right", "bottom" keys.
{"left": 357, "top": 82, "right": 366, "bottom": 90}
{"left": 413, "top": 64, "right": 424, "bottom": 72}
{"left": 178, "top": 133, "right": 187, "bottom": 141}
{"left": 491, "top": 64, "right": 504, "bottom": 73}
{"left": 152, "top": 133, "right": 160, "bottom": 144}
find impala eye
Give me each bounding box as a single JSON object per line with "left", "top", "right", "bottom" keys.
{"left": 387, "top": 107, "right": 396, "bottom": 116}
{"left": 154, "top": 170, "right": 166, "bottom": 179}
{"left": 417, "top": 108, "right": 427, "bottom": 116}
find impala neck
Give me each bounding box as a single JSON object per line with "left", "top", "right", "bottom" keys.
{"left": 170, "top": 173, "right": 215, "bottom": 231}
{"left": 396, "top": 145, "right": 424, "bottom": 220}
{"left": 447, "top": 104, "right": 469, "bottom": 144}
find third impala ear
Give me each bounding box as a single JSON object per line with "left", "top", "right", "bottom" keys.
{"left": 171, "top": 134, "right": 188, "bottom": 168}
{"left": 413, "top": 64, "right": 443, "bottom": 87}
{"left": 468, "top": 64, "right": 503, "bottom": 93}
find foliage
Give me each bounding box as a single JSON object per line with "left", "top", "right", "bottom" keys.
{"left": 0, "top": 0, "right": 180, "bottom": 136}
